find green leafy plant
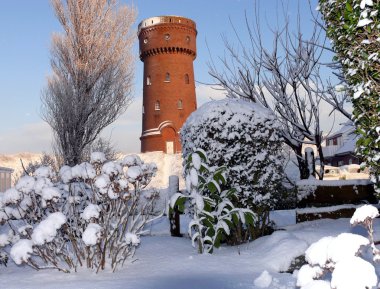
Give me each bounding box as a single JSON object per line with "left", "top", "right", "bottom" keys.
{"left": 170, "top": 150, "right": 255, "bottom": 254}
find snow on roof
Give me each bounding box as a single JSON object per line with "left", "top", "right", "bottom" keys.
{"left": 335, "top": 134, "right": 358, "bottom": 155}
{"left": 297, "top": 178, "right": 372, "bottom": 187}
{"left": 0, "top": 166, "right": 13, "bottom": 173}
{"left": 327, "top": 121, "right": 355, "bottom": 139}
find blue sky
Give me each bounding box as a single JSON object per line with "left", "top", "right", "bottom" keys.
{"left": 0, "top": 0, "right": 324, "bottom": 154}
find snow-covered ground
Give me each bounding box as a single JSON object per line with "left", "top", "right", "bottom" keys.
{"left": 2, "top": 151, "right": 369, "bottom": 189}
{"left": 0, "top": 152, "right": 184, "bottom": 189}
{"left": 2, "top": 212, "right": 379, "bottom": 289}
{"left": 1, "top": 152, "right": 376, "bottom": 288}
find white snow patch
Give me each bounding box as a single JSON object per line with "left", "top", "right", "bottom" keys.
{"left": 80, "top": 162, "right": 96, "bottom": 179}
{"left": 331, "top": 256, "right": 377, "bottom": 289}
{"left": 126, "top": 166, "right": 142, "bottom": 181}
{"left": 300, "top": 280, "right": 331, "bottom": 289}
{"left": 102, "top": 162, "right": 122, "bottom": 177}
{"left": 41, "top": 187, "right": 61, "bottom": 202}
{"left": 0, "top": 233, "right": 10, "bottom": 247}
{"left": 94, "top": 174, "right": 110, "bottom": 190}
{"left": 34, "top": 166, "right": 54, "bottom": 178}
{"left": 59, "top": 166, "right": 73, "bottom": 183}
{"left": 31, "top": 212, "right": 66, "bottom": 245}
{"left": 305, "top": 236, "right": 334, "bottom": 267}
{"left": 327, "top": 233, "right": 369, "bottom": 263}
{"left": 90, "top": 152, "right": 106, "bottom": 164}
{"left": 125, "top": 232, "right": 140, "bottom": 246}
{"left": 350, "top": 204, "right": 379, "bottom": 225}
{"left": 15, "top": 176, "right": 35, "bottom": 194}
{"left": 190, "top": 168, "right": 198, "bottom": 187}
{"left": 82, "top": 223, "right": 102, "bottom": 246}
{"left": 10, "top": 239, "right": 34, "bottom": 265}
{"left": 357, "top": 18, "right": 373, "bottom": 27}
{"left": 296, "top": 264, "right": 324, "bottom": 288}
{"left": 2, "top": 188, "right": 22, "bottom": 204}
{"left": 250, "top": 230, "right": 308, "bottom": 272}
{"left": 253, "top": 270, "right": 272, "bottom": 288}
{"left": 191, "top": 153, "right": 201, "bottom": 170}
{"left": 81, "top": 204, "right": 101, "bottom": 221}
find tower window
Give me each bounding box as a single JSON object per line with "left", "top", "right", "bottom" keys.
{"left": 186, "top": 36, "right": 190, "bottom": 43}
{"left": 146, "top": 76, "right": 151, "bottom": 86}
{"left": 185, "top": 74, "right": 189, "bottom": 84}
{"left": 164, "top": 34, "right": 170, "bottom": 40}
{"left": 165, "top": 72, "right": 170, "bottom": 82}
{"left": 144, "top": 38, "right": 148, "bottom": 44}
{"left": 155, "top": 101, "right": 160, "bottom": 111}
{"left": 177, "top": 99, "right": 183, "bottom": 109}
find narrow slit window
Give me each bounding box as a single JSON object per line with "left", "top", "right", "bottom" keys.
{"left": 185, "top": 74, "right": 189, "bottom": 84}
{"left": 165, "top": 72, "right": 170, "bottom": 82}
{"left": 177, "top": 99, "right": 183, "bottom": 109}
{"left": 155, "top": 101, "right": 160, "bottom": 111}
{"left": 147, "top": 76, "right": 151, "bottom": 86}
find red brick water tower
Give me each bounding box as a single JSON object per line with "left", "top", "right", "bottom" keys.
{"left": 138, "top": 16, "right": 197, "bottom": 154}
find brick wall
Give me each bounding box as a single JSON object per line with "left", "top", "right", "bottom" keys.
{"left": 138, "top": 16, "right": 197, "bottom": 153}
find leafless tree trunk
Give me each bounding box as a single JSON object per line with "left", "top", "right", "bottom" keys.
{"left": 42, "top": 0, "right": 136, "bottom": 166}
{"left": 209, "top": 3, "right": 350, "bottom": 179}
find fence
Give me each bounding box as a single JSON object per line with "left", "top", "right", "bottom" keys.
{"left": 0, "top": 166, "right": 13, "bottom": 192}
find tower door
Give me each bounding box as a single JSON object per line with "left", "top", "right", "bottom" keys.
{"left": 166, "top": 141, "right": 174, "bottom": 154}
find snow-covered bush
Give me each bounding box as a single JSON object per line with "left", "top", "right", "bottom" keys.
{"left": 16, "top": 152, "right": 58, "bottom": 181}
{"left": 0, "top": 152, "right": 159, "bottom": 272}
{"left": 181, "top": 99, "right": 284, "bottom": 241}
{"left": 170, "top": 150, "right": 256, "bottom": 253}
{"left": 297, "top": 204, "right": 380, "bottom": 289}
{"left": 319, "top": 0, "right": 380, "bottom": 194}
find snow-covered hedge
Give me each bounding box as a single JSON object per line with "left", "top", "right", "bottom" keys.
{"left": 297, "top": 204, "right": 380, "bottom": 289}
{"left": 0, "top": 153, "right": 159, "bottom": 272}
{"left": 181, "top": 99, "right": 284, "bottom": 240}
{"left": 319, "top": 0, "right": 380, "bottom": 194}
{"left": 181, "top": 99, "right": 284, "bottom": 207}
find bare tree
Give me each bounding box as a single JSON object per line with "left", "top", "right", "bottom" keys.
{"left": 209, "top": 4, "right": 349, "bottom": 180}
{"left": 42, "top": 0, "right": 136, "bottom": 166}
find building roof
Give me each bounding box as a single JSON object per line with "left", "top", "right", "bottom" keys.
{"left": 327, "top": 121, "right": 355, "bottom": 140}
{"left": 0, "top": 166, "right": 13, "bottom": 173}
{"left": 335, "top": 134, "right": 358, "bottom": 156}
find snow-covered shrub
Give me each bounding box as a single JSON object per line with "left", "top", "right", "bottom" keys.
{"left": 297, "top": 204, "right": 380, "bottom": 289}
{"left": 83, "top": 137, "right": 119, "bottom": 163}
{"left": 0, "top": 152, "right": 159, "bottom": 272}
{"left": 15, "top": 152, "right": 58, "bottom": 182}
{"left": 181, "top": 99, "right": 284, "bottom": 241}
{"left": 170, "top": 150, "right": 256, "bottom": 253}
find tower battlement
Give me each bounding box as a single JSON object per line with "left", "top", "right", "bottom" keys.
{"left": 138, "top": 16, "right": 196, "bottom": 33}
{"left": 138, "top": 16, "right": 197, "bottom": 60}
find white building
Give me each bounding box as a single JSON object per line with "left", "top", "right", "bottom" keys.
{"left": 0, "top": 166, "right": 13, "bottom": 192}
{"left": 322, "top": 121, "right": 360, "bottom": 166}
